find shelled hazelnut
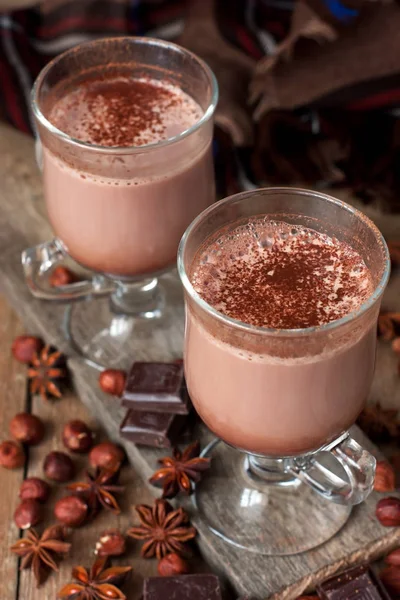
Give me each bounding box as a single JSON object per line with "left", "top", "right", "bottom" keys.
{"left": 89, "top": 442, "right": 125, "bottom": 470}
{"left": 62, "top": 420, "right": 93, "bottom": 453}
{"left": 0, "top": 440, "right": 25, "bottom": 469}
{"left": 95, "top": 529, "right": 126, "bottom": 557}
{"left": 49, "top": 266, "right": 79, "bottom": 287}
{"left": 14, "top": 499, "right": 42, "bottom": 529}
{"left": 385, "top": 548, "right": 400, "bottom": 566}
{"left": 54, "top": 495, "right": 88, "bottom": 527}
{"left": 376, "top": 497, "right": 400, "bottom": 526}
{"left": 392, "top": 337, "right": 400, "bottom": 354}
{"left": 19, "top": 477, "right": 50, "bottom": 503}
{"left": 11, "top": 335, "right": 43, "bottom": 364}
{"left": 43, "top": 451, "right": 75, "bottom": 482}
{"left": 157, "top": 553, "right": 190, "bottom": 577}
{"left": 99, "top": 369, "right": 126, "bottom": 397}
{"left": 10, "top": 413, "right": 45, "bottom": 446}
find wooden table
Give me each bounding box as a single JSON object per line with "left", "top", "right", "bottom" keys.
{"left": 0, "top": 293, "right": 165, "bottom": 599}
{"left": 1, "top": 121, "right": 400, "bottom": 599}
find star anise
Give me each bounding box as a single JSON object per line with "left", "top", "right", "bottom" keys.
{"left": 10, "top": 525, "right": 70, "bottom": 587}
{"left": 58, "top": 557, "right": 132, "bottom": 600}
{"left": 28, "top": 345, "right": 67, "bottom": 401}
{"left": 67, "top": 467, "right": 124, "bottom": 518}
{"left": 378, "top": 312, "right": 400, "bottom": 341}
{"left": 149, "top": 441, "right": 211, "bottom": 499}
{"left": 127, "top": 498, "right": 196, "bottom": 559}
{"left": 357, "top": 402, "right": 400, "bottom": 443}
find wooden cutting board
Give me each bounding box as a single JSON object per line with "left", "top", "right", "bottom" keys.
{"left": 1, "top": 123, "right": 400, "bottom": 599}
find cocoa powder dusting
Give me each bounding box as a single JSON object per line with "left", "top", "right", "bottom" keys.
{"left": 48, "top": 74, "right": 202, "bottom": 147}
{"left": 191, "top": 218, "right": 374, "bottom": 329}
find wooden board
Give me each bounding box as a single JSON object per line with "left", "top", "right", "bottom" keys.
{"left": 0, "top": 296, "right": 27, "bottom": 600}
{"left": 0, "top": 294, "right": 169, "bottom": 600}
{"left": 1, "top": 123, "right": 400, "bottom": 599}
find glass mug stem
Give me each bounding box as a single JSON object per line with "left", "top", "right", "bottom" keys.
{"left": 109, "top": 278, "right": 164, "bottom": 318}
{"left": 244, "top": 433, "right": 376, "bottom": 505}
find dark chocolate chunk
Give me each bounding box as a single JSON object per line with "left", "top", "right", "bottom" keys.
{"left": 119, "top": 409, "right": 187, "bottom": 448}
{"left": 122, "top": 361, "right": 191, "bottom": 415}
{"left": 317, "top": 564, "right": 391, "bottom": 600}
{"left": 144, "top": 574, "right": 222, "bottom": 600}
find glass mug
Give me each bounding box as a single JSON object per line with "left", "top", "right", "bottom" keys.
{"left": 23, "top": 37, "right": 218, "bottom": 369}
{"left": 177, "top": 187, "right": 390, "bottom": 555}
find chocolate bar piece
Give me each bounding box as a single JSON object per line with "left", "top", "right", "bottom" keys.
{"left": 119, "top": 409, "right": 187, "bottom": 448}
{"left": 144, "top": 574, "right": 222, "bottom": 600}
{"left": 122, "top": 361, "right": 191, "bottom": 415}
{"left": 317, "top": 565, "right": 391, "bottom": 600}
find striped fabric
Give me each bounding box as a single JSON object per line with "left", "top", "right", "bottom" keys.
{"left": 0, "top": 0, "right": 291, "bottom": 133}
{"left": 1, "top": 0, "right": 400, "bottom": 207}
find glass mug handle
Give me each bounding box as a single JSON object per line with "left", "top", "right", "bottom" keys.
{"left": 287, "top": 434, "right": 376, "bottom": 505}
{"left": 21, "top": 239, "right": 116, "bottom": 302}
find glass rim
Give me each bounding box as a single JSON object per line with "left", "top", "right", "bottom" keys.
{"left": 31, "top": 36, "right": 219, "bottom": 155}
{"left": 177, "top": 187, "right": 391, "bottom": 337}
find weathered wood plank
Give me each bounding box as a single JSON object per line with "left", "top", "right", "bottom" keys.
{"left": 17, "top": 388, "right": 160, "bottom": 600}
{"left": 0, "top": 295, "right": 30, "bottom": 600}
{"left": 1, "top": 122, "right": 400, "bottom": 599}
{"left": 0, "top": 306, "right": 207, "bottom": 600}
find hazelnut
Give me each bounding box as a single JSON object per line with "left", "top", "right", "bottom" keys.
{"left": 54, "top": 495, "right": 88, "bottom": 527}
{"left": 381, "top": 566, "right": 400, "bottom": 596}
{"left": 392, "top": 337, "right": 400, "bottom": 354}
{"left": 376, "top": 497, "right": 400, "bottom": 527}
{"left": 89, "top": 442, "right": 125, "bottom": 470}
{"left": 374, "top": 461, "right": 396, "bottom": 493}
{"left": 49, "top": 266, "right": 79, "bottom": 287}
{"left": 62, "top": 420, "right": 93, "bottom": 453}
{"left": 157, "top": 553, "right": 190, "bottom": 577}
{"left": 14, "top": 499, "right": 42, "bottom": 529}
{"left": 385, "top": 548, "right": 400, "bottom": 566}
{"left": 10, "top": 413, "right": 45, "bottom": 446}
{"left": 0, "top": 440, "right": 25, "bottom": 469}
{"left": 19, "top": 477, "right": 50, "bottom": 503}
{"left": 43, "top": 451, "right": 75, "bottom": 482}
{"left": 99, "top": 369, "right": 126, "bottom": 397}
{"left": 95, "top": 529, "right": 126, "bottom": 557}
{"left": 11, "top": 335, "right": 43, "bottom": 364}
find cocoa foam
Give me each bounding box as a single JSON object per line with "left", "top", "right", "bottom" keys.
{"left": 48, "top": 75, "right": 202, "bottom": 147}
{"left": 191, "top": 217, "right": 374, "bottom": 329}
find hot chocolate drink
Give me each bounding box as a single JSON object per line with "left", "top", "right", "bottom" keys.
{"left": 42, "top": 74, "right": 214, "bottom": 276}
{"left": 186, "top": 217, "right": 377, "bottom": 456}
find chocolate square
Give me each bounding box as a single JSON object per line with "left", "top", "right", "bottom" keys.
{"left": 317, "top": 565, "right": 391, "bottom": 600}
{"left": 119, "top": 409, "right": 187, "bottom": 448}
{"left": 122, "top": 361, "right": 191, "bottom": 415}
{"left": 143, "top": 574, "right": 222, "bottom": 600}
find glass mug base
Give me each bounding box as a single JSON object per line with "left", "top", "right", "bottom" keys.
{"left": 62, "top": 279, "right": 165, "bottom": 370}
{"left": 193, "top": 438, "right": 351, "bottom": 556}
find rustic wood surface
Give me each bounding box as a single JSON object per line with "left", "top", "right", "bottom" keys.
{"left": 0, "top": 295, "right": 167, "bottom": 600}
{"left": 0, "top": 122, "right": 400, "bottom": 599}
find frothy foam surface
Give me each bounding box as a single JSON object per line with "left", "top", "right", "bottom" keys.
{"left": 48, "top": 75, "right": 203, "bottom": 147}
{"left": 191, "top": 217, "right": 374, "bottom": 329}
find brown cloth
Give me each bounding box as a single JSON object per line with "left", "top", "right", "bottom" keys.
{"left": 249, "top": 0, "right": 400, "bottom": 212}
{"left": 178, "top": 0, "right": 255, "bottom": 147}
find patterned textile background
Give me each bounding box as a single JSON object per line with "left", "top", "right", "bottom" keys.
{"left": 1, "top": 0, "right": 400, "bottom": 209}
